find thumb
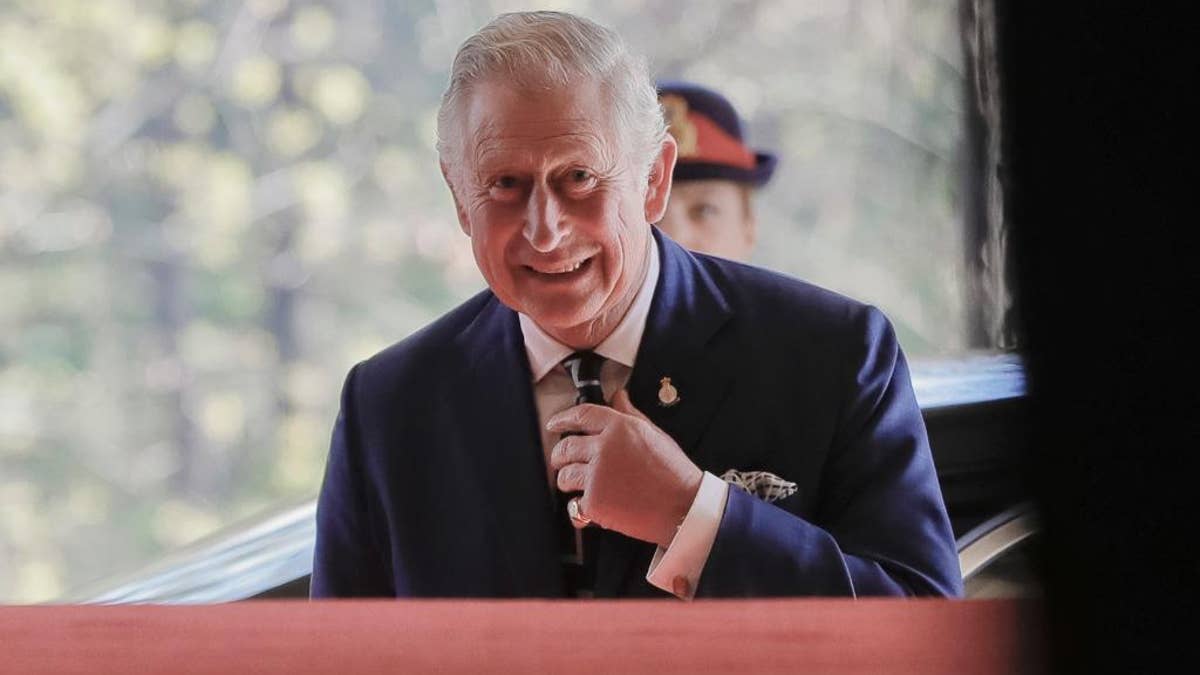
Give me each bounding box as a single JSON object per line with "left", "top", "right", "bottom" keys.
{"left": 612, "top": 389, "right": 650, "bottom": 421}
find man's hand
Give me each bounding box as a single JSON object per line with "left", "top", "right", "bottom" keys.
{"left": 547, "top": 389, "right": 703, "bottom": 548}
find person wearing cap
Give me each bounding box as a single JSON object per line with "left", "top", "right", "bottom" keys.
{"left": 656, "top": 81, "right": 777, "bottom": 262}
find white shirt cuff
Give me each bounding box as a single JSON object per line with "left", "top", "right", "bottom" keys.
{"left": 645, "top": 471, "right": 729, "bottom": 600}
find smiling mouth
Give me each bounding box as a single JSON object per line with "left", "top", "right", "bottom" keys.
{"left": 525, "top": 256, "right": 593, "bottom": 276}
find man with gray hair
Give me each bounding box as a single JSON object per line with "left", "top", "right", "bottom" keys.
{"left": 313, "top": 11, "right": 961, "bottom": 599}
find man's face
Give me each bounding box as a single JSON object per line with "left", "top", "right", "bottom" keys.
{"left": 443, "top": 79, "right": 675, "bottom": 346}
{"left": 659, "top": 179, "right": 756, "bottom": 261}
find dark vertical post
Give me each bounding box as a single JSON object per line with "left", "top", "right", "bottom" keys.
{"left": 959, "top": 0, "right": 1015, "bottom": 351}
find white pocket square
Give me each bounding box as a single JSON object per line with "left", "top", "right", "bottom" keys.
{"left": 719, "top": 469, "right": 798, "bottom": 503}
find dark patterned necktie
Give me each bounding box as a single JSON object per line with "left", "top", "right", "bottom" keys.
{"left": 557, "top": 351, "right": 605, "bottom": 597}
{"left": 563, "top": 351, "right": 606, "bottom": 407}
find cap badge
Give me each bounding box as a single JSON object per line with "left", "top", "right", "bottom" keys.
{"left": 660, "top": 94, "right": 698, "bottom": 157}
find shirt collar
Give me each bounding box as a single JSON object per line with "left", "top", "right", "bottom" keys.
{"left": 518, "top": 235, "right": 660, "bottom": 382}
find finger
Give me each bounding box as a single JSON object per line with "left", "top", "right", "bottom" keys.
{"left": 549, "top": 434, "right": 593, "bottom": 471}
{"left": 555, "top": 462, "right": 589, "bottom": 493}
{"left": 611, "top": 389, "right": 650, "bottom": 422}
{"left": 546, "top": 403, "right": 611, "bottom": 435}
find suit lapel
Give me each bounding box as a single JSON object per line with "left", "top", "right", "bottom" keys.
{"left": 593, "top": 230, "right": 737, "bottom": 596}
{"left": 628, "top": 233, "right": 737, "bottom": 462}
{"left": 456, "top": 296, "right": 563, "bottom": 597}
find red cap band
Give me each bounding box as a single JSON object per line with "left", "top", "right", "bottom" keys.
{"left": 680, "top": 111, "right": 756, "bottom": 170}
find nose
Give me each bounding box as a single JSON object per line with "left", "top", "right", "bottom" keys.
{"left": 523, "top": 184, "right": 566, "bottom": 253}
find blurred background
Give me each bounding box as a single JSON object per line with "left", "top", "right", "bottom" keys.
{"left": 0, "top": 0, "right": 977, "bottom": 602}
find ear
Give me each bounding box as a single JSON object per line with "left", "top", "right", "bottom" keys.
{"left": 441, "top": 159, "right": 472, "bottom": 236}
{"left": 643, "top": 135, "right": 678, "bottom": 224}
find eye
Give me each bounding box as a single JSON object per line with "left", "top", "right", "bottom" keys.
{"left": 562, "top": 168, "right": 598, "bottom": 193}
{"left": 693, "top": 203, "right": 720, "bottom": 219}
{"left": 486, "top": 175, "right": 526, "bottom": 201}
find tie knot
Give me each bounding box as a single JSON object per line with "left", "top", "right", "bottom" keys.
{"left": 561, "top": 351, "right": 606, "bottom": 405}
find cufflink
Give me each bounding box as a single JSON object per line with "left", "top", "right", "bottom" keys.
{"left": 672, "top": 576, "right": 691, "bottom": 598}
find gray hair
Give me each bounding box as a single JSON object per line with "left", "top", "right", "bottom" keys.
{"left": 436, "top": 11, "right": 667, "bottom": 180}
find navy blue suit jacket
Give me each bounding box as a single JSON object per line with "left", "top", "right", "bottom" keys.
{"left": 312, "top": 230, "right": 962, "bottom": 598}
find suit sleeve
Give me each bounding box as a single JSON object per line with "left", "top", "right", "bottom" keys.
{"left": 696, "top": 307, "right": 963, "bottom": 598}
{"left": 311, "top": 363, "right": 395, "bottom": 598}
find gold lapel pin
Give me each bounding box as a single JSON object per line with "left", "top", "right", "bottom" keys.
{"left": 657, "top": 377, "right": 681, "bottom": 407}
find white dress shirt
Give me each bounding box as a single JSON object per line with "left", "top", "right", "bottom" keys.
{"left": 518, "top": 237, "right": 729, "bottom": 600}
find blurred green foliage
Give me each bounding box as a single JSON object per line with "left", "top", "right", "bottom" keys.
{"left": 0, "top": 0, "right": 965, "bottom": 602}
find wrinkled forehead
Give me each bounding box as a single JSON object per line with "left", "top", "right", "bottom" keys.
{"left": 457, "top": 79, "right": 621, "bottom": 168}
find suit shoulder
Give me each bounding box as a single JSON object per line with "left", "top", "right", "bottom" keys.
{"left": 354, "top": 289, "right": 494, "bottom": 387}
{"left": 696, "top": 254, "right": 886, "bottom": 334}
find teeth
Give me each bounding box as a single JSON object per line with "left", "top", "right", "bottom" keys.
{"left": 539, "top": 260, "right": 585, "bottom": 274}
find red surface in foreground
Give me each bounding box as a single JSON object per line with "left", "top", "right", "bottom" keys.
{"left": 1, "top": 598, "right": 1044, "bottom": 674}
